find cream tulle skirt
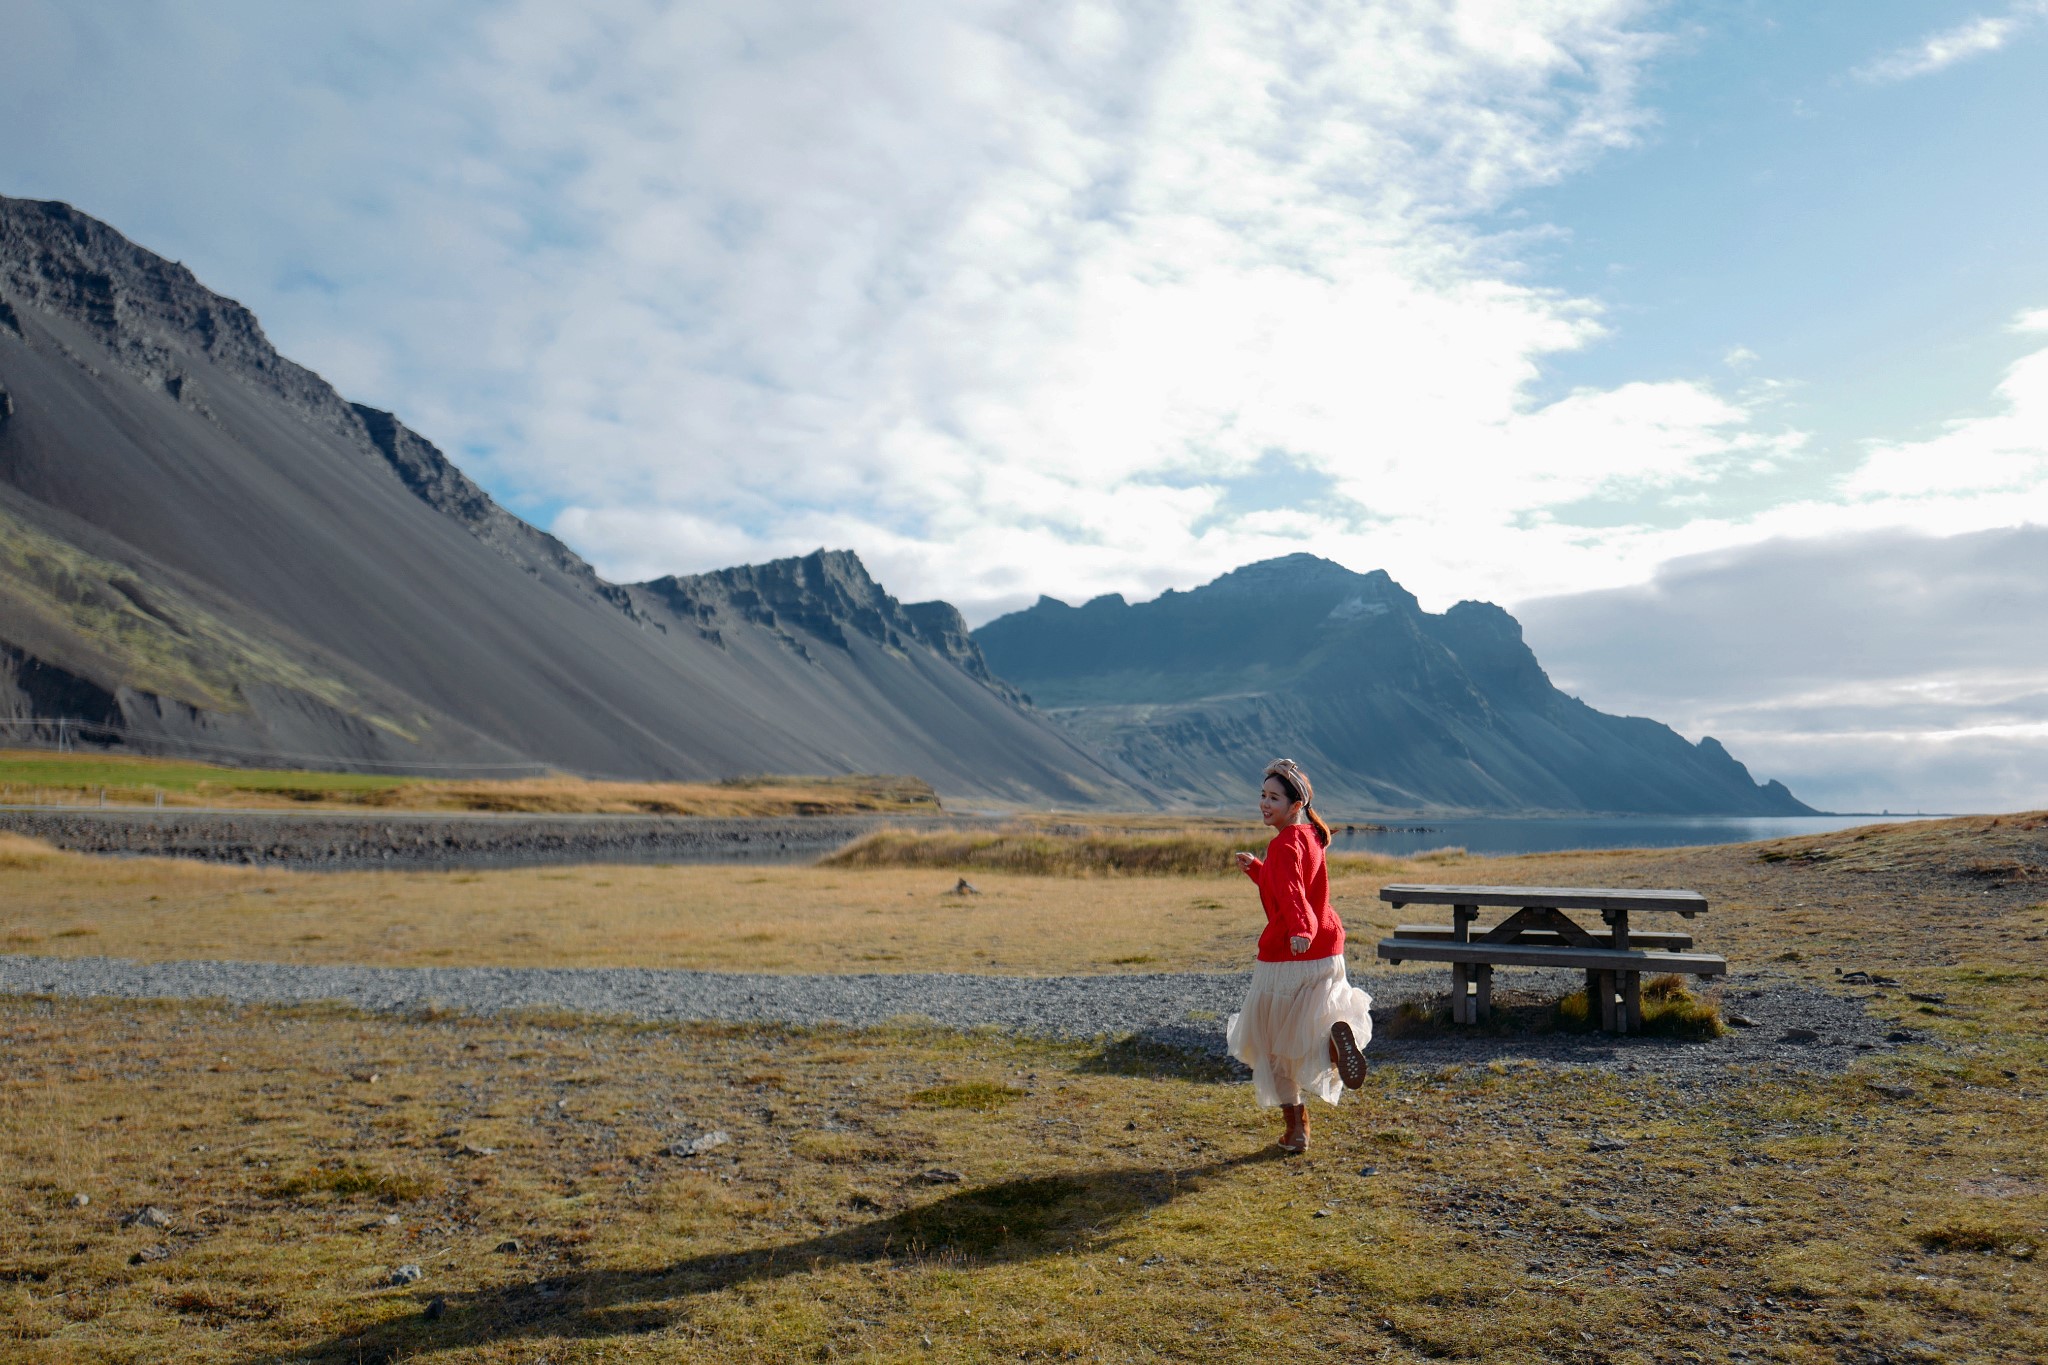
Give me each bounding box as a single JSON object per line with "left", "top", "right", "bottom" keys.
{"left": 1226, "top": 954, "right": 1374, "bottom": 1107}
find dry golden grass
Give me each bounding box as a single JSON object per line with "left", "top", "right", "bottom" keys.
{"left": 4, "top": 812, "right": 2045, "bottom": 986}
{"left": 2, "top": 991, "right": 2043, "bottom": 1364}
{"left": 823, "top": 823, "right": 1414, "bottom": 878}
{"left": 4, "top": 814, "right": 2048, "bottom": 1360}
{"left": 0, "top": 748, "right": 940, "bottom": 816}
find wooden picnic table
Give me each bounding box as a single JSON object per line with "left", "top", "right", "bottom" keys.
{"left": 1375, "top": 884, "right": 1723, "bottom": 1033}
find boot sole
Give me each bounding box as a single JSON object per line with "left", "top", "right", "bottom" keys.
{"left": 1330, "top": 1022, "right": 1367, "bottom": 1089}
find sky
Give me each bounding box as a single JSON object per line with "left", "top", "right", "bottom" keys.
{"left": 3, "top": 0, "right": 2045, "bottom": 812}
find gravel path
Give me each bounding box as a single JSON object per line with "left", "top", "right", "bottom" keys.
{"left": 0, "top": 954, "right": 1910, "bottom": 1086}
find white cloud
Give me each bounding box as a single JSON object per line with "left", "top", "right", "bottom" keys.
{"left": 2012, "top": 306, "right": 2048, "bottom": 334}
{"left": 1845, "top": 343, "right": 2048, "bottom": 502}
{"left": 1516, "top": 525, "right": 2048, "bottom": 812}
{"left": 1856, "top": 2, "right": 2047, "bottom": 83}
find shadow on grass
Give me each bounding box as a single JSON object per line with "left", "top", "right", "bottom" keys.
{"left": 1076, "top": 1027, "right": 1246, "bottom": 1082}
{"left": 260, "top": 1151, "right": 1280, "bottom": 1363}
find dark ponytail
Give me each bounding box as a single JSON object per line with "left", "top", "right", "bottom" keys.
{"left": 1265, "top": 761, "right": 1331, "bottom": 848}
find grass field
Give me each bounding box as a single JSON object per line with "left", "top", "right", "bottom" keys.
{"left": 3, "top": 813, "right": 2045, "bottom": 1362}
{"left": 4, "top": 814, "right": 2044, "bottom": 979}
{"left": 0, "top": 749, "right": 941, "bottom": 817}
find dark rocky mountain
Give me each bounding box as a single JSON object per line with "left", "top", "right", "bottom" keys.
{"left": 0, "top": 195, "right": 1146, "bottom": 806}
{"left": 975, "top": 554, "right": 1814, "bottom": 815}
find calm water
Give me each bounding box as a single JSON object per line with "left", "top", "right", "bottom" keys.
{"left": 1327, "top": 814, "right": 1946, "bottom": 858}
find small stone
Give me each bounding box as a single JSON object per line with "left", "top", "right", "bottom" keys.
{"left": 424, "top": 1296, "right": 447, "bottom": 1320}
{"left": 389, "top": 1264, "right": 424, "bottom": 1286}
{"left": 1589, "top": 1135, "right": 1630, "bottom": 1153}
{"left": 1141, "top": 1253, "right": 1166, "bottom": 1266}
{"left": 1311, "top": 1209, "right": 1330, "bottom": 1219}
{"left": 69, "top": 1193, "right": 89, "bottom": 1208}
{"left": 1725, "top": 1014, "right": 1758, "bottom": 1028}
{"left": 920, "top": 1334, "right": 935, "bottom": 1349}
{"left": 129, "top": 1245, "right": 169, "bottom": 1265}
{"left": 666, "top": 1130, "right": 731, "bottom": 1158}
{"left": 122, "top": 1205, "right": 173, "bottom": 1229}
{"left": 458, "top": 1143, "right": 499, "bottom": 1158}
{"left": 494, "top": 1238, "right": 522, "bottom": 1254}
{"left": 1886, "top": 1030, "right": 1916, "bottom": 1043}
{"left": 1776, "top": 1028, "right": 1820, "bottom": 1044}
{"left": 1124, "top": 1121, "right": 1138, "bottom": 1131}
{"left": 1868, "top": 1083, "right": 1916, "bottom": 1100}
{"left": 1357, "top": 1166, "right": 1379, "bottom": 1177}
{"left": 1908, "top": 993, "right": 1947, "bottom": 1005}
{"left": 350, "top": 1071, "right": 380, "bottom": 1084}
{"left": 917, "top": 1168, "right": 964, "bottom": 1185}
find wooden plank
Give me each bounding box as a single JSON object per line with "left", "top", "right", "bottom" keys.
{"left": 1622, "top": 971, "right": 1643, "bottom": 1034}
{"left": 1379, "top": 884, "right": 1709, "bottom": 916}
{"left": 1451, "top": 962, "right": 1470, "bottom": 1024}
{"left": 1395, "top": 924, "right": 1695, "bottom": 950}
{"left": 1598, "top": 971, "right": 1619, "bottom": 1032}
{"left": 1453, "top": 904, "right": 1476, "bottom": 943}
{"left": 1604, "top": 907, "right": 1632, "bottom": 952}
{"left": 1475, "top": 964, "right": 1494, "bottom": 1022}
{"left": 1374, "top": 939, "right": 1727, "bottom": 974}
{"left": 1479, "top": 905, "right": 1602, "bottom": 948}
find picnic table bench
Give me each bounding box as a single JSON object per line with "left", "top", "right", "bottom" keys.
{"left": 1375, "top": 884, "right": 1724, "bottom": 1033}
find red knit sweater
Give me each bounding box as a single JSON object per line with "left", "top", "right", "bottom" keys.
{"left": 1242, "top": 822, "right": 1345, "bottom": 962}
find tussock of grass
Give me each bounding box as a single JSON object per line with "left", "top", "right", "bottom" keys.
{"left": 1553, "top": 980, "right": 1725, "bottom": 1039}
{"left": 1916, "top": 1223, "right": 2032, "bottom": 1255}
{"left": 823, "top": 824, "right": 1409, "bottom": 878}
{"left": 263, "top": 1164, "right": 436, "bottom": 1203}
{"left": 908, "top": 1081, "right": 1027, "bottom": 1110}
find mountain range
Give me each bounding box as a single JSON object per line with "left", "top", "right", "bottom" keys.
{"left": 974, "top": 556, "right": 1812, "bottom": 815}
{"left": 0, "top": 195, "right": 1810, "bottom": 814}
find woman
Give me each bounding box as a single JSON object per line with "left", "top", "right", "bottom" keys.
{"left": 1226, "top": 758, "right": 1372, "bottom": 1153}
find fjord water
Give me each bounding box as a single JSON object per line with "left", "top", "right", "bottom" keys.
{"left": 1332, "top": 814, "right": 1944, "bottom": 858}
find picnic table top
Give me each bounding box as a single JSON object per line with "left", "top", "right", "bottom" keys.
{"left": 1377, "top": 883, "right": 1709, "bottom": 914}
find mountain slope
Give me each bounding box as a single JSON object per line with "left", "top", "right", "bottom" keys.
{"left": 0, "top": 195, "right": 1144, "bottom": 805}
{"left": 974, "top": 554, "right": 1812, "bottom": 815}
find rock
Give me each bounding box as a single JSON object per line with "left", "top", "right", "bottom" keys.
{"left": 121, "top": 1205, "right": 173, "bottom": 1229}
{"left": 1725, "top": 1013, "right": 1758, "bottom": 1028}
{"left": 916, "top": 1168, "right": 964, "bottom": 1185}
{"left": 1886, "top": 1030, "right": 1917, "bottom": 1043}
{"left": 1357, "top": 1166, "right": 1379, "bottom": 1177}
{"left": 389, "top": 1264, "right": 424, "bottom": 1286}
{"left": 1124, "top": 1120, "right": 1137, "bottom": 1131}
{"left": 1868, "top": 1083, "right": 1916, "bottom": 1100}
{"left": 1141, "top": 1253, "right": 1166, "bottom": 1266}
{"left": 457, "top": 1143, "right": 499, "bottom": 1158}
{"left": 1776, "top": 1028, "right": 1820, "bottom": 1044}
{"left": 1838, "top": 971, "right": 1870, "bottom": 984}
{"left": 424, "top": 1296, "right": 447, "bottom": 1320}
{"left": 129, "top": 1245, "right": 169, "bottom": 1264}
{"left": 1311, "top": 1209, "right": 1330, "bottom": 1219}
{"left": 1908, "top": 992, "right": 1947, "bottom": 1004}
{"left": 350, "top": 1071, "right": 380, "bottom": 1084}
{"left": 494, "top": 1238, "right": 522, "bottom": 1254}
{"left": 666, "top": 1130, "right": 731, "bottom": 1158}
{"left": 69, "top": 1193, "right": 89, "bottom": 1208}
{"left": 1589, "top": 1135, "right": 1630, "bottom": 1153}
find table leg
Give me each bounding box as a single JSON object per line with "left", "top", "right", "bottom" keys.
{"left": 1597, "top": 971, "right": 1619, "bottom": 1032}
{"left": 1474, "top": 964, "right": 1494, "bottom": 1022}
{"left": 1622, "top": 972, "right": 1642, "bottom": 1033}
{"left": 1451, "top": 962, "right": 1471, "bottom": 1023}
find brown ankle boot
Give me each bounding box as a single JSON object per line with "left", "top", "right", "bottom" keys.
{"left": 1277, "top": 1103, "right": 1308, "bottom": 1154}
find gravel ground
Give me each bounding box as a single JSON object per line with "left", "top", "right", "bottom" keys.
{"left": 0, "top": 809, "right": 962, "bottom": 869}
{"left": 0, "top": 954, "right": 1912, "bottom": 1087}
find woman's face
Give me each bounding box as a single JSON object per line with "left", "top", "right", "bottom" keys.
{"left": 1259, "top": 776, "right": 1299, "bottom": 827}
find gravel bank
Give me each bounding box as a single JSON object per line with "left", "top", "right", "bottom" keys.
{"left": 0, "top": 809, "right": 965, "bottom": 870}
{"left": 0, "top": 954, "right": 1910, "bottom": 1084}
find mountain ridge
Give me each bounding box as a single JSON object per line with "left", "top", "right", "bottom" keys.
{"left": 975, "top": 554, "right": 1813, "bottom": 815}
{"left": 0, "top": 194, "right": 1147, "bottom": 805}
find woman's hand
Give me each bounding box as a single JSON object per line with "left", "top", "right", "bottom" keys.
{"left": 1290, "top": 934, "right": 1311, "bottom": 954}
{"left": 1232, "top": 851, "right": 1256, "bottom": 871}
